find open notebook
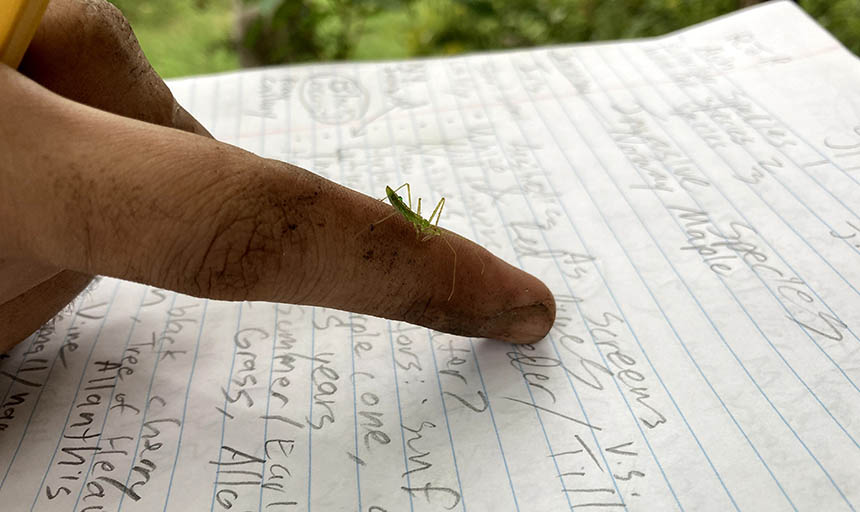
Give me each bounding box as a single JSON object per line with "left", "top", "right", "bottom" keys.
{"left": 3, "top": 1, "right": 860, "bottom": 510}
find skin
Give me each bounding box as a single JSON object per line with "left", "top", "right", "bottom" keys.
{"left": 0, "top": 0, "right": 556, "bottom": 353}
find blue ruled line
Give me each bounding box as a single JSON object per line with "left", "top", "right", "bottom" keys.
{"left": 0, "top": 330, "right": 41, "bottom": 409}
{"left": 618, "top": 43, "right": 860, "bottom": 361}
{"left": 374, "top": 62, "right": 470, "bottom": 511}
{"left": 418, "top": 66, "right": 521, "bottom": 512}
{"left": 208, "top": 303, "right": 244, "bottom": 512}
{"left": 540, "top": 45, "right": 807, "bottom": 508}
{"left": 464, "top": 54, "right": 670, "bottom": 511}
{"left": 258, "top": 67, "right": 296, "bottom": 512}
{"left": 162, "top": 299, "right": 209, "bottom": 512}
{"left": 426, "top": 331, "right": 468, "bottom": 512}
{"left": 306, "top": 307, "right": 315, "bottom": 512}
{"left": 544, "top": 46, "right": 845, "bottom": 508}
{"left": 116, "top": 291, "right": 180, "bottom": 511}
{"left": 30, "top": 279, "right": 122, "bottom": 511}
{"left": 687, "top": 33, "right": 860, "bottom": 217}
{"left": 306, "top": 72, "right": 318, "bottom": 511}
{"left": 0, "top": 288, "right": 91, "bottom": 493}
{"left": 372, "top": 61, "right": 517, "bottom": 511}
{"left": 506, "top": 51, "right": 738, "bottom": 502}
{"left": 673, "top": 38, "right": 860, "bottom": 261}
{"left": 349, "top": 313, "right": 363, "bottom": 511}
{"left": 257, "top": 304, "right": 278, "bottom": 512}
{"left": 605, "top": 45, "right": 860, "bottom": 445}
{"left": 352, "top": 64, "right": 414, "bottom": 512}
{"left": 71, "top": 285, "right": 151, "bottom": 510}
{"left": 387, "top": 322, "right": 415, "bottom": 512}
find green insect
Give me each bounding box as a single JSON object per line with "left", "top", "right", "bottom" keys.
{"left": 371, "top": 183, "right": 458, "bottom": 301}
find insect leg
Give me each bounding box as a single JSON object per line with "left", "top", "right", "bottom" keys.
{"left": 389, "top": 183, "right": 409, "bottom": 194}
{"left": 386, "top": 183, "right": 413, "bottom": 209}
{"left": 392, "top": 183, "right": 413, "bottom": 209}
{"left": 427, "top": 197, "right": 446, "bottom": 227}
{"left": 373, "top": 210, "right": 399, "bottom": 227}
{"left": 353, "top": 210, "right": 398, "bottom": 240}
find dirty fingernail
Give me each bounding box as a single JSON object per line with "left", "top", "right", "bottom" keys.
{"left": 478, "top": 298, "right": 556, "bottom": 343}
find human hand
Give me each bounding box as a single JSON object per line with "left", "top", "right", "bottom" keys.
{"left": 0, "top": 0, "right": 555, "bottom": 353}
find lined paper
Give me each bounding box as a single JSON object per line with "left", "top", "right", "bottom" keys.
{"left": 3, "top": 2, "right": 860, "bottom": 510}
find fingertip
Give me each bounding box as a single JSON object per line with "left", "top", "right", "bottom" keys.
{"left": 476, "top": 271, "right": 556, "bottom": 344}
{"left": 414, "top": 237, "right": 555, "bottom": 343}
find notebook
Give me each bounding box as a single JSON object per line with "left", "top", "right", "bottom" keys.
{"left": 3, "top": 1, "right": 859, "bottom": 510}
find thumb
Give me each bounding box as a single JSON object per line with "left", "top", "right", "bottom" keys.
{"left": 1, "top": 67, "right": 555, "bottom": 343}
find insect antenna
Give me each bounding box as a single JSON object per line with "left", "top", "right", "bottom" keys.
{"left": 442, "top": 235, "right": 457, "bottom": 301}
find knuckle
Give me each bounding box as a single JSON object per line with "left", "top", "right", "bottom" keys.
{"left": 184, "top": 173, "right": 312, "bottom": 301}
{"left": 67, "top": 0, "right": 177, "bottom": 126}
{"left": 74, "top": 0, "right": 134, "bottom": 46}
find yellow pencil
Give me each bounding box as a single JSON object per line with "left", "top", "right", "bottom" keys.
{"left": 0, "top": 0, "right": 50, "bottom": 67}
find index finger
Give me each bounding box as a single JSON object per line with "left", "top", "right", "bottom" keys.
{"left": 2, "top": 66, "right": 556, "bottom": 343}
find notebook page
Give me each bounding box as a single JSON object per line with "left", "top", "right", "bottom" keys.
{"left": 2, "top": 1, "right": 859, "bottom": 510}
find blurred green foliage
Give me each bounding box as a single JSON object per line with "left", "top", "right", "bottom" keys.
{"left": 108, "top": 0, "right": 860, "bottom": 78}
{"left": 239, "top": 0, "right": 406, "bottom": 64}
{"left": 800, "top": 0, "right": 860, "bottom": 56}
{"left": 240, "top": 0, "right": 860, "bottom": 62}
{"left": 402, "top": 0, "right": 744, "bottom": 56}
{"left": 108, "top": 0, "right": 238, "bottom": 77}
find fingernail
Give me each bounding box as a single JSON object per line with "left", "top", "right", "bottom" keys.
{"left": 478, "top": 298, "right": 556, "bottom": 343}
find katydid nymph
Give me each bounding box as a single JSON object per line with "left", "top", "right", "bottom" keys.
{"left": 368, "top": 183, "right": 459, "bottom": 301}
